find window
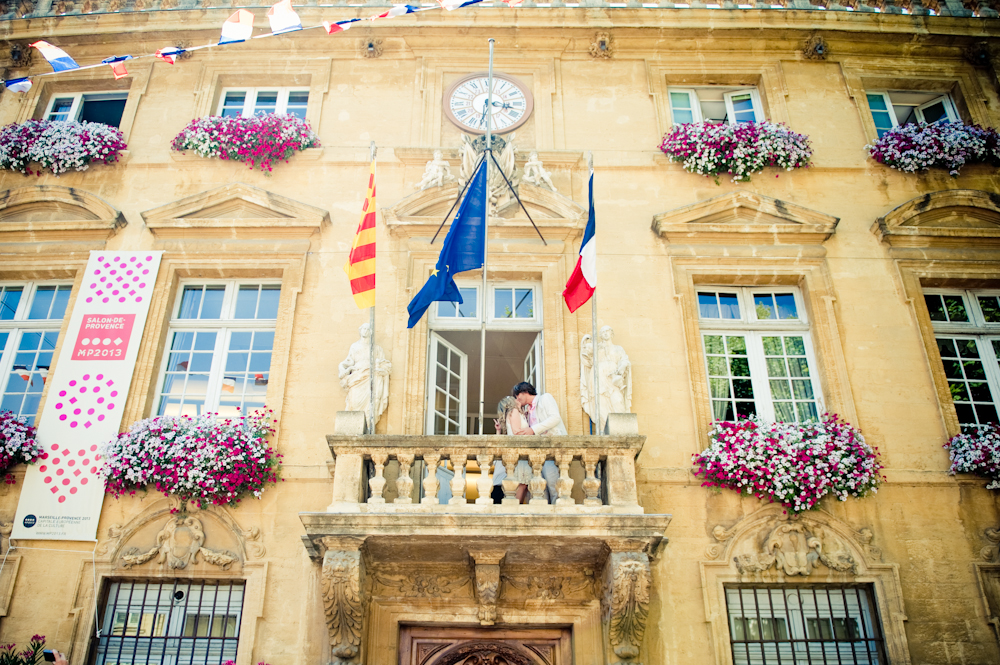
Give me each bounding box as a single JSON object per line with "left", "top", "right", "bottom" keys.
{"left": 155, "top": 282, "right": 280, "bottom": 417}
{"left": 924, "top": 289, "right": 1000, "bottom": 430}
{"left": 427, "top": 282, "right": 543, "bottom": 435}
{"left": 865, "top": 91, "right": 959, "bottom": 137}
{"left": 726, "top": 585, "right": 887, "bottom": 665}
{"left": 216, "top": 88, "right": 309, "bottom": 118}
{"left": 93, "top": 580, "right": 243, "bottom": 665}
{"left": 44, "top": 92, "right": 128, "bottom": 127}
{"left": 668, "top": 87, "right": 764, "bottom": 125}
{"left": 0, "top": 282, "right": 72, "bottom": 422}
{"left": 698, "top": 286, "right": 822, "bottom": 422}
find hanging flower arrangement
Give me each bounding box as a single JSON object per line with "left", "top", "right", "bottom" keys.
{"left": 692, "top": 414, "right": 883, "bottom": 514}
{"left": 101, "top": 409, "right": 282, "bottom": 510}
{"left": 659, "top": 121, "right": 812, "bottom": 183}
{"left": 0, "top": 410, "right": 42, "bottom": 485}
{"left": 865, "top": 122, "right": 1000, "bottom": 177}
{"left": 0, "top": 119, "right": 127, "bottom": 176}
{"left": 171, "top": 114, "right": 320, "bottom": 172}
{"left": 945, "top": 423, "right": 1000, "bottom": 488}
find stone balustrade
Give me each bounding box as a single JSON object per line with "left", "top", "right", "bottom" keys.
{"left": 326, "top": 410, "right": 647, "bottom": 515}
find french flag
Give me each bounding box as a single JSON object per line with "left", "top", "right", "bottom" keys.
{"left": 155, "top": 47, "right": 184, "bottom": 64}
{"left": 370, "top": 4, "right": 418, "bottom": 19}
{"left": 324, "top": 19, "right": 356, "bottom": 34}
{"left": 30, "top": 41, "right": 79, "bottom": 73}
{"left": 4, "top": 78, "right": 31, "bottom": 93}
{"left": 102, "top": 55, "right": 132, "bottom": 80}
{"left": 563, "top": 172, "right": 596, "bottom": 313}
{"left": 267, "top": 0, "right": 302, "bottom": 35}
{"left": 219, "top": 9, "right": 255, "bottom": 45}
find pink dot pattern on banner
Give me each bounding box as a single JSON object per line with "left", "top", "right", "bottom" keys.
{"left": 82, "top": 253, "right": 156, "bottom": 305}
{"left": 40, "top": 441, "right": 103, "bottom": 503}
{"left": 53, "top": 374, "right": 117, "bottom": 429}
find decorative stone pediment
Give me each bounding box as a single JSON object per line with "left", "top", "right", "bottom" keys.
{"left": 383, "top": 178, "right": 586, "bottom": 242}
{"left": 97, "top": 497, "right": 265, "bottom": 572}
{"left": 141, "top": 182, "right": 329, "bottom": 240}
{"left": 871, "top": 189, "right": 1000, "bottom": 249}
{"left": 706, "top": 505, "right": 881, "bottom": 580}
{"left": 652, "top": 190, "right": 839, "bottom": 245}
{"left": 0, "top": 185, "right": 125, "bottom": 243}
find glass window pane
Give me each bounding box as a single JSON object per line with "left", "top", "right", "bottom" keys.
{"left": 0, "top": 287, "right": 22, "bottom": 320}
{"left": 698, "top": 292, "right": 720, "bottom": 319}
{"left": 254, "top": 91, "right": 279, "bottom": 115}
{"left": 719, "top": 293, "right": 740, "bottom": 319}
{"left": 774, "top": 293, "right": 798, "bottom": 319}
{"left": 201, "top": 286, "right": 225, "bottom": 319}
{"left": 221, "top": 91, "right": 247, "bottom": 117}
{"left": 234, "top": 286, "right": 260, "bottom": 319}
{"left": 178, "top": 286, "right": 204, "bottom": 319}
{"left": 48, "top": 97, "right": 75, "bottom": 121}
{"left": 257, "top": 286, "right": 281, "bottom": 319}
{"left": 867, "top": 94, "right": 896, "bottom": 137}
{"left": 50, "top": 286, "right": 71, "bottom": 319}
{"left": 979, "top": 296, "right": 1000, "bottom": 323}
{"left": 286, "top": 91, "right": 309, "bottom": 119}
{"left": 920, "top": 100, "right": 948, "bottom": 123}
{"left": 514, "top": 289, "right": 533, "bottom": 318}
{"left": 944, "top": 295, "right": 969, "bottom": 322}
{"left": 925, "top": 294, "right": 948, "bottom": 321}
{"left": 754, "top": 294, "right": 776, "bottom": 320}
{"left": 729, "top": 93, "right": 756, "bottom": 123}
{"left": 27, "top": 286, "right": 56, "bottom": 319}
{"left": 495, "top": 289, "right": 514, "bottom": 318}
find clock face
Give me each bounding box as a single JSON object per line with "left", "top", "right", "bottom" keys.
{"left": 444, "top": 73, "right": 533, "bottom": 135}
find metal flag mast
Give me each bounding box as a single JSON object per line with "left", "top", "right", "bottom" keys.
{"left": 477, "top": 39, "right": 495, "bottom": 435}
{"left": 369, "top": 139, "right": 377, "bottom": 435}
{"left": 588, "top": 152, "right": 600, "bottom": 435}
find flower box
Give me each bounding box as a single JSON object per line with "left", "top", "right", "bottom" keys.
{"left": 171, "top": 114, "right": 321, "bottom": 172}
{"left": 866, "top": 122, "right": 1000, "bottom": 176}
{"left": 945, "top": 423, "right": 1000, "bottom": 488}
{"left": 692, "top": 415, "right": 883, "bottom": 513}
{"left": 0, "top": 119, "right": 127, "bottom": 176}
{"left": 659, "top": 121, "right": 812, "bottom": 183}
{"left": 0, "top": 410, "right": 42, "bottom": 484}
{"left": 101, "top": 409, "right": 281, "bottom": 509}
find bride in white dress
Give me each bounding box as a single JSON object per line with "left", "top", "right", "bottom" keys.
{"left": 494, "top": 396, "right": 534, "bottom": 503}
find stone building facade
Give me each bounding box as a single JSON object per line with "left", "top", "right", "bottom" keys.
{"left": 0, "top": 1, "right": 998, "bottom": 664}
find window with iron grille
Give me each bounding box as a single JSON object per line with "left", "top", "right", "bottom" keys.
{"left": 92, "top": 581, "right": 244, "bottom": 665}
{"left": 725, "top": 585, "right": 887, "bottom": 665}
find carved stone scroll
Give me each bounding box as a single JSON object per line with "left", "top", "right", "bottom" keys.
{"left": 470, "top": 550, "right": 505, "bottom": 626}
{"left": 322, "top": 549, "right": 365, "bottom": 664}
{"left": 602, "top": 550, "right": 651, "bottom": 662}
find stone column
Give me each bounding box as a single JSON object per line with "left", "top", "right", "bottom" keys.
{"left": 321, "top": 537, "right": 367, "bottom": 665}
{"left": 601, "top": 541, "right": 652, "bottom": 664}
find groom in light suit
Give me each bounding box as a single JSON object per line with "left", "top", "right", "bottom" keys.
{"left": 511, "top": 381, "right": 565, "bottom": 503}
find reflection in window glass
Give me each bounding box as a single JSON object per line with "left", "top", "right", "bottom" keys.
{"left": 925, "top": 293, "right": 969, "bottom": 323}
{"left": 0, "top": 287, "right": 22, "bottom": 320}
{"left": 234, "top": 285, "right": 281, "bottom": 320}
{"left": 27, "top": 285, "right": 71, "bottom": 320}
{"left": 753, "top": 293, "right": 798, "bottom": 321}
{"left": 1, "top": 330, "right": 57, "bottom": 419}
{"left": 703, "top": 334, "right": 755, "bottom": 421}
{"left": 221, "top": 91, "right": 246, "bottom": 118}
{"left": 978, "top": 296, "right": 1000, "bottom": 323}
{"left": 729, "top": 93, "right": 757, "bottom": 123}
{"left": 437, "top": 288, "right": 478, "bottom": 319}
{"left": 178, "top": 285, "right": 226, "bottom": 320}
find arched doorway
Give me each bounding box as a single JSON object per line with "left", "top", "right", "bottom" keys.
{"left": 399, "top": 626, "right": 572, "bottom": 665}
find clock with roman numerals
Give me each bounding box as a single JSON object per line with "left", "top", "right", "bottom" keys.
{"left": 444, "top": 72, "right": 533, "bottom": 135}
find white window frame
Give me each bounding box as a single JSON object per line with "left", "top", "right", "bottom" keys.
{"left": 668, "top": 87, "right": 764, "bottom": 126}
{"left": 429, "top": 282, "right": 542, "bottom": 331}
{"left": 215, "top": 87, "right": 309, "bottom": 118}
{"left": 0, "top": 281, "right": 73, "bottom": 423}
{"left": 154, "top": 280, "right": 280, "bottom": 417}
{"left": 698, "top": 286, "right": 823, "bottom": 422}
{"left": 866, "top": 90, "right": 959, "bottom": 133}
{"left": 43, "top": 91, "right": 129, "bottom": 124}
{"left": 925, "top": 288, "right": 1000, "bottom": 429}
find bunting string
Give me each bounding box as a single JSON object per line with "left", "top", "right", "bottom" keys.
{"left": 4, "top": 0, "right": 509, "bottom": 92}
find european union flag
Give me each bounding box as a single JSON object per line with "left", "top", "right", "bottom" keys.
{"left": 407, "top": 160, "right": 487, "bottom": 328}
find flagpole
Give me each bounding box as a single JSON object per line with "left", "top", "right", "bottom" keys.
{"left": 588, "top": 151, "right": 601, "bottom": 435}
{"left": 369, "top": 140, "right": 377, "bottom": 436}
{"left": 478, "top": 38, "right": 494, "bottom": 436}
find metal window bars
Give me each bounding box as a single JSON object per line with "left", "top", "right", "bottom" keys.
{"left": 92, "top": 581, "right": 244, "bottom": 665}
{"left": 725, "top": 585, "right": 887, "bottom": 665}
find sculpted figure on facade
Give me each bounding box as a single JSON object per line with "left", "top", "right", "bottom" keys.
{"left": 581, "top": 326, "right": 632, "bottom": 432}
{"left": 118, "top": 514, "right": 237, "bottom": 571}
{"left": 414, "top": 150, "right": 456, "bottom": 190}
{"left": 522, "top": 151, "right": 556, "bottom": 191}
{"left": 338, "top": 323, "right": 391, "bottom": 428}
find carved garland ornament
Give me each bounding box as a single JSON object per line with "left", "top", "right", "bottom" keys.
{"left": 502, "top": 574, "right": 594, "bottom": 600}
{"left": 374, "top": 573, "right": 471, "bottom": 597}
{"left": 602, "top": 552, "right": 651, "bottom": 662}
{"left": 322, "top": 549, "right": 364, "bottom": 663}
{"left": 119, "top": 515, "right": 238, "bottom": 570}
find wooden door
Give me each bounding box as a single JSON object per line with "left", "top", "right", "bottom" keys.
{"left": 399, "top": 625, "right": 572, "bottom": 665}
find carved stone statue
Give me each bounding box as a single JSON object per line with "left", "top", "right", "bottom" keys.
{"left": 522, "top": 151, "right": 556, "bottom": 191}
{"left": 338, "top": 323, "right": 391, "bottom": 428}
{"left": 580, "top": 326, "right": 632, "bottom": 432}
{"left": 414, "top": 150, "right": 456, "bottom": 190}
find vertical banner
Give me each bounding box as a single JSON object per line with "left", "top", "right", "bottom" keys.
{"left": 13, "top": 251, "right": 163, "bottom": 541}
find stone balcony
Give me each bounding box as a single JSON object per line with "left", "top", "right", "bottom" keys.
{"left": 299, "top": 412, "right": 671, "bottom": 664}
